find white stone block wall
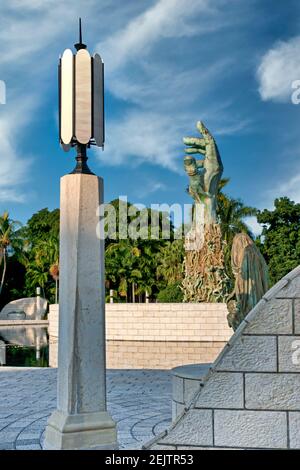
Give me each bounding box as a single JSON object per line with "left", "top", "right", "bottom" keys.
{"left": 106, "top": 303, "right": 231, "bottom": 342}
{"left": 48, "top": 303, "right": 231, "bottom": 369}
{"left": 146, "top": 265, "right": 300, "bottom": 449}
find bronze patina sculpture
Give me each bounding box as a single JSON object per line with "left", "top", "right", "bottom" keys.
{"left": 227, "top": 232, "right": 269, "bottom": 330}
{"left": 182, "top": 121, "right": 230, "bottom": 302}
{"left": 183, "top": 121, "right": 223, "bottom": 224}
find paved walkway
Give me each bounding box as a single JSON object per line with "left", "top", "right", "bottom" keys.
{"left": 0, "top": 368, "right": 172, "bottom": 450}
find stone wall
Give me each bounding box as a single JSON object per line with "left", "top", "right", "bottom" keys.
{"left": 0, "top": 297, "right": 47, "bottom": 320}
{"left": 48, "top": 303, "right": 232, "bottom": 369}
{"left": 146, "top": 265, "right": 300, "bottom": 449}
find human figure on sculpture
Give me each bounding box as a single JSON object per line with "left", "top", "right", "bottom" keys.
{"left": 227, "top": 232, "right": 269, "bottom": 330}
{"left": 183, "top": 121, "right": 223, "bottom": 225}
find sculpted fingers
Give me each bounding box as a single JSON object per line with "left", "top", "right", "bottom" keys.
{"left": 197, "top": 121, "right": 212, "bottom": 138}
{"left": 183, "top": 136, "right": 206, "bottom": 148}
{"left": 184, "top": 147, "right": 206, "bottom": 155}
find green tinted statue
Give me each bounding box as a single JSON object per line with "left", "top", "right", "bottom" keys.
{"left": 183, "top": 121, "right": 223, "bottom": 225}
{"left": 182, "top": 121, "right": 230, "bottom": 303}
{"left": 227, "top": 232, "right": 269, "bottom": 330}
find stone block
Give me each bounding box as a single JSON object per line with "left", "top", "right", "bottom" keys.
{"left": 183, "top": 379, "right": 201, "bottom": 404}
{"left": 244, "top": 298, "right": 293, "bottom": 335}
{"left": 289, "top": 412, "right": 300, "bottom": 449}
{"left": 214, "top": 410, "right": 287, "bottom": 449}
{"left": 262, "top": 280, "right": 288, "bottom": 301}
{"left": 172, "top": 377, "right": 184, "bottom": 403}
{"left": 163, "top": 410, "right": 213, "bottom": 446}
{"left": 277, "top": 276, "right": 300, "bottom": 298}
{"left": 245, "top": 373, "right": 300, "bottom": 410}
{"left": 172, "top": 402, "right": 185, "bottom": 421}
{"left": 295, "top": 299, "right": 300, "bottom": 334}
{"left": 150, "top": 444, "right": 177, "bottom": 450}
{"left": 195, "top": 372, "right": 244, "bottom": 409}
{"left": 216, "top": 336, "right": 277, "bottom": 372}
{"left": 278, "top": 336, "right": 300, "bottom": 372}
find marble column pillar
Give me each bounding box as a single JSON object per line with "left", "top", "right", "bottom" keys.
{"left": 43, "top": 173, "right": 117, "bottom": 450}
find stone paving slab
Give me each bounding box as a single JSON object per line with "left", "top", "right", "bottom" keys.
{"left": 0, "top": 368, "right": 171, "bottom": 450}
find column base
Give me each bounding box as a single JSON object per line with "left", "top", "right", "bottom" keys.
{"left": 43, "top": 409, "right": 117, "bottom": 450}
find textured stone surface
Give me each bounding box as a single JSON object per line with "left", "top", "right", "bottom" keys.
{"left": 162, "top": 410, "right": 213, "bottom": 446}
{"left": 147, "top": 266, "right": 300, "bottom": 450}
{"left": 278, "top": 336, "right": 300, "bottom": 372}
{"left": 195, "top": 372, "right": 244, "bottom": 409}
{"left": 106, "top": 303, "right": 231, "bottom": 341}
{"left": 0, "top": 297, "right": 48, "bottom": 320}
{"left": 44, "top": 174, "right": 116, "bottom": 450}
{"left": 214, "top": 410, "right": 287, "bottom": 449}
{"left": 150, "top": 444, "right": 177, "bottom": 450}
{"left": 245, "top": 374, "right": 300, "bottom": 410}
{"left": 295, "top": 299, "right": 300, "bottom": 334}
{"left": 289, "top": 412, "right": 300, "bottom": 449}
{"left": 243, "top": 298, "right": 293, "bottom": 335}
{"left": 49, "top": 302, "right": 232, "bottom": 369}
{"left": 172, "top": 402, "right": 185, "bottom": 421}
{"left": 173, "top": 377, "right": 184, "bottom": 403}
{"left": 183, "top": 379, "right": 201, "bottom": 404}
{"left": 277, "top": 276, "right": 300, "bottom": 298}
{"left": 0, "top": 368, "right": 172, "bottom": 450}
{"left": 216, "top": 336, "right": 277, "bottom": 372}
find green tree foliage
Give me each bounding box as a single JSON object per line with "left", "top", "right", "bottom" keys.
{"left": 21, "top": 208, "right": 59, "bottom": 244}
{"left": 257, "top": 197, "right": 300, "bottom": 284}
{"left": 0, "top": 211, "right": 24, "bottom": 304}
{"left": 156, "top": 240, "right": 184, "bottom": 285}
{"left": 105, "top": 199, "right": 174, "bottom": 301}
{"left": 156, "top": 282, "right": 183, "bottom": 303}
{"left": 21, "top": 209, "right": 60, "bottom": 301}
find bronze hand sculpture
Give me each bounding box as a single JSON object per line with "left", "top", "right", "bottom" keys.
{"left": 183, "top": 121, "right": 223, "bottom": 224}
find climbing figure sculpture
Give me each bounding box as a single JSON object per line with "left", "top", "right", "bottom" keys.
{"left": 184, "top": 121, "right": 223, "bottom": 225}
{"left": 182, "top": 121, "right": 230, "bottom": 303}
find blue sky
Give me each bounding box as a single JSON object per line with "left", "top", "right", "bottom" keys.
{"left": 0, "top": 0, "right": 300, "bottom": 234}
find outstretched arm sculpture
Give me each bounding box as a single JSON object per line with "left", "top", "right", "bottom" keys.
{"left": 183, "top": 121, "right": 223, "bottom": 225}
{"left": 182, "top": 121, "right": 230, "bottom": 303}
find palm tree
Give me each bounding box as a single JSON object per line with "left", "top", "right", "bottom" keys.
{"left": 0, "top": 212, "right": 22, "bottom": 296}
{"left": 48, "top": 237, "right": 59, "bottom": 303}
{"left": 156, "top": 239, "right": 184, "bottom": 285}
{"left": 217, "top": 195, "right": 257, "bottom": 244}
{"left": 25, "top": 235, "right": 59, "bottom": 301}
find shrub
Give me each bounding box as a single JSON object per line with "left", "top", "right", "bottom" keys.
{"left": 157, "top": 282, "right": 183, "bottom": 303}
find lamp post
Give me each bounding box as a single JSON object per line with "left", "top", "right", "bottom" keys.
{"left": 43, "top": 19, "right": 117, "bottom": 450}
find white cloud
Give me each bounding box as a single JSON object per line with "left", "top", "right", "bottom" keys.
{"left": 257, "top": 35, "right": 300, "bottom": 102}
{"left": 97, "top": 0, "right": 212, "bottom": 73}
{"left": 244, "top": 216, "right": 263, "bottom": 237}
{"left": 0, "top": 97, "right": 36, "bottom": 204}
{"left": 98, "top": 110, "right": 185, "bottom": 171}
{"left": 268, "top": 171, "right": 300, "bottom": 204}
{"left": 133, "top": 180, "right": 167, "bottom": 199}
{"left": 95, "top": 0, "right": 244, "bottom": 171}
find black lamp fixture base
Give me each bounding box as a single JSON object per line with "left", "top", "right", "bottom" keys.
{"left": 70, "top": 144, "right": 94, "bottom": 175}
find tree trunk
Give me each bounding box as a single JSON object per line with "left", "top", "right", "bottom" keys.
{"left": 0, "top": 248, "right": 7, "bottom": 296}
{"left": 132, "top": 283, "right": 135, "bottom": 303}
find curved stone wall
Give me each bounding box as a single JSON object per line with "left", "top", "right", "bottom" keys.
{"left": 146, "top": 265, "right": 300, "bottom": 449}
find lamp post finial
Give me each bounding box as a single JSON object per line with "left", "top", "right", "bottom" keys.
{"left": 74, "top": 17, "right": 87, "bottom": 51}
